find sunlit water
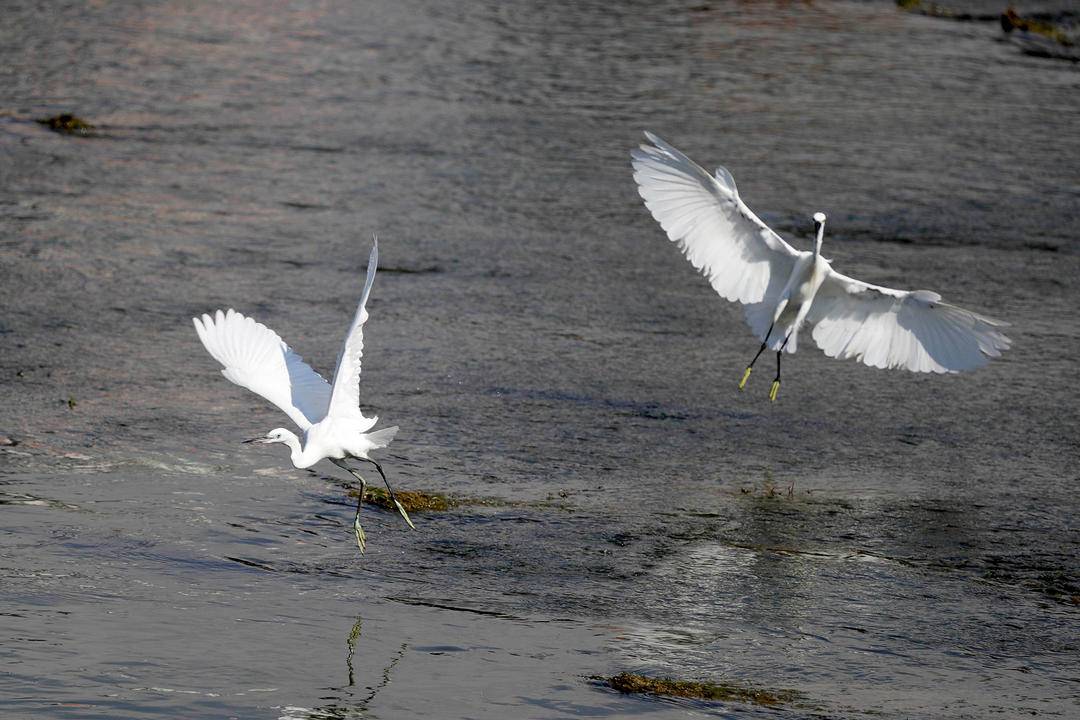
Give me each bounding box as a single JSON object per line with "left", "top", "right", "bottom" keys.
{"left": 1, "top": 1, "right": 1078, "bottom": 718}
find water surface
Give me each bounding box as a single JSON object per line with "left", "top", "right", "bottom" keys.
{"left": 1, "top": 1, "right": 1078, "bottom": 718}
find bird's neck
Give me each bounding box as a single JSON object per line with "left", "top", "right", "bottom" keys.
{"left": 813, "top": 234, "right": 823, "bottom": 261}
{"left": 282, "top": 432, "right": 305, "bottom": 467}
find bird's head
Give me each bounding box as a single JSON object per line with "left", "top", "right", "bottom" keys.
{"left": 243, "top": 428, "right": 292, "bottom": 445}
{"left": 812, "top": 212, "right": 826, "bottom": 250}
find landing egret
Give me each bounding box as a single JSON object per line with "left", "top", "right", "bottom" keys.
{"left": 630, "top": 132, "right": 1011, "bottom": 401}
{"left": 193, "top": 238, "right": 413, "bottom": 553}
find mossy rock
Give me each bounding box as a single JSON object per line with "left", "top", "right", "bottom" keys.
{"left": 599, "top": 672, "right": 801, "bottom": 707}
{"left": 36, "top": 113, "right": 94, "bottom": 135}
{"left": 362, "top": 486, "right": 453, "bottom": 513}
{"left": 343, "top": 483, "right": 569, "bottom": 514}
{"left": 1001, "top": 8, "right": 1073, "bottom": 46}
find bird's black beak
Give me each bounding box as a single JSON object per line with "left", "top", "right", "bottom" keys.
{"left": 242, "top": 436, "right": 267, "bottom": 444}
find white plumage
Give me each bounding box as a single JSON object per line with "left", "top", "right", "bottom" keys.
{"left": 193, "top": 309, "right": 335, "bottom": 432}
{"left": 631, "top": 131, "right": 1011, "bottom": 398}
{"left": 193, "top": 238, "right": 412, "bottom": 553}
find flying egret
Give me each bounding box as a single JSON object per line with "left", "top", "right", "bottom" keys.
{"left": 192, "top": 238, "right": 413, "bottom": 553}
{"left": 630, "top": 132, "right": 1011, "bottom": 401}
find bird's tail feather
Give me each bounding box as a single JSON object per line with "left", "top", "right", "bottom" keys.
{"left": 744, "top": 302, "right": 799, "bottom": 353}
{"left": 365, "top": 426, "right": 398, "bottom": 449}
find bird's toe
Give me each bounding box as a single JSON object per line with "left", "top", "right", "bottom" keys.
{"left": 353, "top": 517, "right": 367, "bottom": 554}
{"left": 769, "top": 380, "right": 781, "bottom": 402}
{"left": 394, "top": 499, "right": 416, "bottom": 530}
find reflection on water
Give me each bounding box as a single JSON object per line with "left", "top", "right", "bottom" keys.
{"left": 616, "top": 491, "right": 1078, "bottom": 716}
{"left": 281, "top": 614, "right": 409, "bottom": 720}
{"left": 346, "top": 615, "right": 363, "bottom": 688}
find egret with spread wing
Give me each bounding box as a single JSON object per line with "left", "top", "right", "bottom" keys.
{"left": 631, "top": 132, "right": 1011, "bottom": 400}
{"left": 193, "top": 238, "right": 413, "bottom": 553}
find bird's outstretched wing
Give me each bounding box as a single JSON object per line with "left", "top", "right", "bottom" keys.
{"left": 631, "top": 131, "right": 801, "bottom": 305}
{"left": 807, "top": 269, "right": 1012, "bottom": 373}
{"left": 193, "top": 309, "right": 332, "bottom": 430}
{"left": 326, "top": 239, "right": 379, "bottom": 421}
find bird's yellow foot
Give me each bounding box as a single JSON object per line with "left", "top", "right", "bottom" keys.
{"left": 354, "top": 516, "right": 367, "bottom": 554}
{"left": 769, "top": 380, "right": 781, "bottom": 402}
{"left": 394, "top": 499, "right": 416, "bottom": 530}
{"left": 739, "top": 367, "right": 752, "bottom": 390}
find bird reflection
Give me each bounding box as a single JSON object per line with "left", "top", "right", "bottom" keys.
{"left": 343, "top": 613, "right": 408, "bottom": 704}
{"left": 285, "top": 615, "right": 409, "bottom": 720}
{"left": 346, "top": 615, "right": 363, "bottom": 687}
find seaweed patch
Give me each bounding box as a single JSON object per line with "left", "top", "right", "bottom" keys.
{"left": 362, "top": 487, "right": 454, "bottom": 513}
{"left": 36, "top": 113, "right": 95, "bottom": 135}
{"left": 596, "top": 672, "right": 803, "bottom": 707}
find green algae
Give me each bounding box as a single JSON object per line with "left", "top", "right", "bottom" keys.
{"left": 362, "top": 486, "right": 454, "bottom": 513}
{"left": 897, "top": 0, "right": 1075, "bottom": 48}
{"left": 1000, "top": 8, "right": 1073, "bottom": 47}
{"left": 598, "top": 672, "right": 802, "bottom": 707}
{"left": 36, "top": 113, "right": 95, "bottom": 135}
{"left": 356, "top": 487, "right": 511, "bottom": 513}
{"left": 348, "top": 485, "right": 570, "bottom": 515}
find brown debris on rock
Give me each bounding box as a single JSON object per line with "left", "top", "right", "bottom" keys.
{"left": 599, "top": 672, "right": 802, "bottom": 707}
{"left": 36, "top": 113, "right": 94, "bottom": 135}
{"left": 362, "top": 487, "right": 453, "bottom": 513}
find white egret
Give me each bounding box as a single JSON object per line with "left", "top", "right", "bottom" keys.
{"left": 192, "top": 238, "right": 413, "bottom": 553}
{"left": 631, "top": 132, "right": 1011, "bottom": 401}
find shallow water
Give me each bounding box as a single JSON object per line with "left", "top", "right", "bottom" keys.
{"left": 2, "top": 1, "right": 1078, "bottom": 718}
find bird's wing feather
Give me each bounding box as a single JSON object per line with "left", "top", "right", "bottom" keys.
{"left": 630, "top": 131, "right": 801, "bottom": 305}
{"left": 326, "top": 239, "right": 379, "bottom": 421}
{"left": 193, "top": 309, "right": 332, "bottom": 430}
{"left": 807, "top": 268, "right": 1011, "bottom": 373}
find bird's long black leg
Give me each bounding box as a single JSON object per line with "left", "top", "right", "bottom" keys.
{"left": 771, "top": 332, "right": 794, "bottom": 402}
{"left": 356, "top": 458, "right": 416, "bottom": 530}
{"left": 740, "top": 321, "right": 775, "bottom": 390}
{"left": 332, "top": 458, "right": 368, "bottom": 553}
